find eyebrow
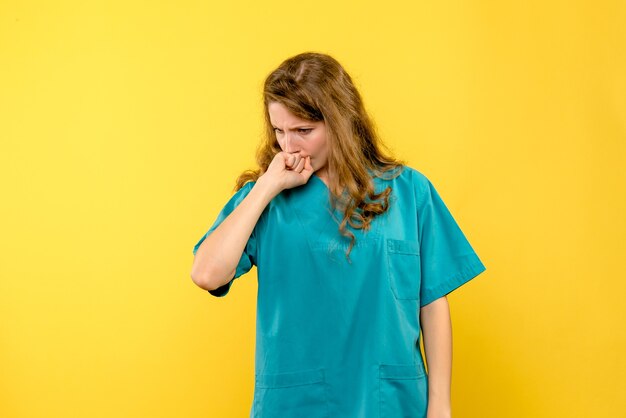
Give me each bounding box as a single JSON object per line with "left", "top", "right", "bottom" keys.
{"left": 271, "top": 124, "right": 313, "bottom": 130}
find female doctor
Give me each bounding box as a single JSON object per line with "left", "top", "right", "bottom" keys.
{"left": 191, "top": 52, "right": 486, "bottom": 418}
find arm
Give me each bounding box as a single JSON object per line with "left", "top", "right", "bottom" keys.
{"left": 190, "top": 177, "right": 279, "bottom": 291}
{"left": 420, "top": 296, "right": 453, "bottom": 418}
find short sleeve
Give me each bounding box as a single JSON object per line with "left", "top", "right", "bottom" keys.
{"left": 415, "top": 172, "right": 486, "bottom": 307}
{"left": 192, "top": 181, "right": 258, "bottom": 297}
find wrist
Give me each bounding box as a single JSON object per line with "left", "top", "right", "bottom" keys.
{"left": 255, "top": 175, "right": 281, "bottom": 200}
{"left": 427, "top": 395, "right": 451, "bottom": 417}
{"left": 426, "top": 409, "right": 452, "bottom": 418}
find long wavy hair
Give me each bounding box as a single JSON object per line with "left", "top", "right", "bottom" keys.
{"left": 235, "top": 51, "right": 407, "bottom": 262}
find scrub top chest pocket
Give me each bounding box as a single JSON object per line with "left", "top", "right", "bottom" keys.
{"left": 386, "top": 238, "right": 421, "bottom": 300}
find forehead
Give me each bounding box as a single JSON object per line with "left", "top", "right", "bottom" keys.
{"left": 268, "top": 102, "right": 313, "bottom": 126}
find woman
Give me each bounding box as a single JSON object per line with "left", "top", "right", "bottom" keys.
{"left": 190, "top": 52, "right": 486, "bottom": 418}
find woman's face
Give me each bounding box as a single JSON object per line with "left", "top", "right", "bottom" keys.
{"left": 268, "top": 101, "right": 329, "bottom": 174}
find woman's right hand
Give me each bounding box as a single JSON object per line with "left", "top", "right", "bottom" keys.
{"left": 260, "top": 151, "right": 315, "bottom": 193}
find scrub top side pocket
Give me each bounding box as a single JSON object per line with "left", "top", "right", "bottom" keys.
{"left": 414, "top": 172, "right": 487, "bottom": 308}
{"left": 379, "top": 363, "right": 428, "bottom": 418}
{"left": 253, "top": 368, "right": 330, "bottom": 418}
{"left": 192, "top": 181, "right": 258, "bottom": 297}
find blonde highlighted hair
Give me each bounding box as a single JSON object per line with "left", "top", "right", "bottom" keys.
{"left": 235, "top": 51, "right": 406, "bottom": 262}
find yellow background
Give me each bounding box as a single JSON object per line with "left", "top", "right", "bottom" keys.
{"left": 1, "top": 0, "right": 625, "bottom": 417}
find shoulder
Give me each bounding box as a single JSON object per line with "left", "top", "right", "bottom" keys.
{"left": 377, "top": 165, "right": 434, "bottom": 208}
{"left": 220, "top": 180, "right": 258, "bottom": 209}
{"left": 239, "top": 180, "right": 257, "bottom": 191}
{"left": 398, "top": 165, "right": 430, "bottom": 185}
{"left": 232, "top": 180, "right": 257, "bottom": 197}
{"left": 379, "top": 164, "right": 431, "bottom": 192}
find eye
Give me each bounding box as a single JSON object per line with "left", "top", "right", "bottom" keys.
{"left": 298, "top": 128, "right": 312, "bottom": 134}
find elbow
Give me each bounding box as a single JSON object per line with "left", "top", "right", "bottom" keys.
{"left": 190, "top": 263, "right": 234, "bottom": 292}
{"left": 190, "top": 260, "right": 213, "bottom": 290}
{"left": 190, "top": 270, "right": 210, "bottom": 290}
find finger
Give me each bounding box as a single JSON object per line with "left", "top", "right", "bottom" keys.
{"left": 284, "top": 153, "right": 295, "bottom": 169}
{"left": 290, "top": 154, "right": 300, "bottom": 169}
{"left": 302, "top": 156, "right": 313, "bottom": 174}
{"left": 304, "top": 155, "right": 313, "bottom": 170}
{"left": 294, "top": 156, "right": 306, "bottom": 172}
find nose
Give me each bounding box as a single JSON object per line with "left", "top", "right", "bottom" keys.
{"left": 283, "top": 132, "right": 298, "bottom": 153}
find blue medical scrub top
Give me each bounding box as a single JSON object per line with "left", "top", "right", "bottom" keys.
{"left": 192, "top": 165, "right": 486, "bottom": 418}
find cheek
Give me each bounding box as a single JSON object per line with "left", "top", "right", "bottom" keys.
{"left": 309, "top": 136, "right": 327, "bottom": 155}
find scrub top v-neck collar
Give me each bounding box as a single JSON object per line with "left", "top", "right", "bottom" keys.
{"left": 310, "top": 172, "right": 329, "bottom": 191}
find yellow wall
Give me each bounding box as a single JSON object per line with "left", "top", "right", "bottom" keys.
{"left": 1, "top": 0, "right": 624, "bottom": 417}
